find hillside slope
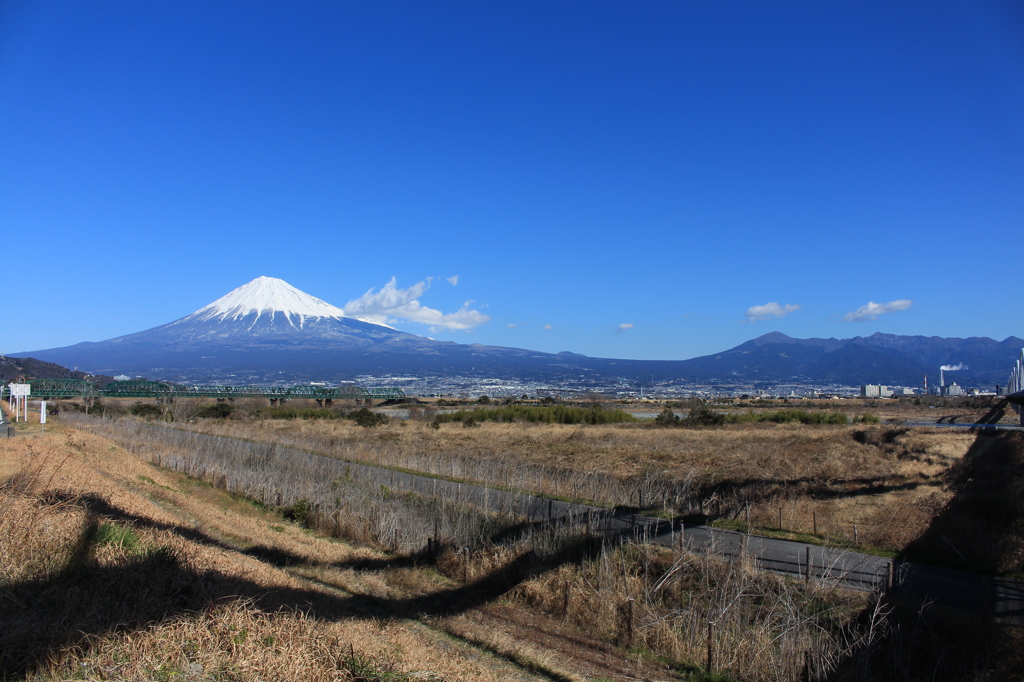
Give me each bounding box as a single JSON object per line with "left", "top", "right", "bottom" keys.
{"left": 0, "top": 355, "right": 113, "bottom": 384}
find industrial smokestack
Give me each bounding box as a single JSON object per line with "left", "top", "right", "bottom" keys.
{"left": 939, "top": 363, "right": 967, "bottom": 392}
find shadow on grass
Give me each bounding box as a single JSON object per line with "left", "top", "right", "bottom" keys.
{"left": 899, "top": 430, "right": 1024, "bottom": 574}
{"left": 1, "top": 491, "right": 612, "bottom": 679}
{"left": 818, "top": 600, "right": 1023, "bottom": 682}
{"left": 819, "top": 427, "right": 1024, "bottom": 681}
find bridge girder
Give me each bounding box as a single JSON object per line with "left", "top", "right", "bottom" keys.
{"left": 3, "top": 380, "right": 405, "bottom": 401}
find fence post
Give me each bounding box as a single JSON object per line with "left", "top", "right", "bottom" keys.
{"left": 619, "top": 598, "right": 635, "bottom": 647}
{"left": 813, "top": 511, "right": 818, "bottom": 536}
{"left": 805, "top": 546, "right": 812, "bottom": 584}
{"left": 706, "top": 620, "right": 714, "bottom": 674}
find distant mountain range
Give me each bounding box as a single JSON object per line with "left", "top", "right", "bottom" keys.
{"left": 12, "top": 277, "right": 1021, "bottom": 388}
{"left": 668, "top": 331, "right": 1021, "bottom": 388}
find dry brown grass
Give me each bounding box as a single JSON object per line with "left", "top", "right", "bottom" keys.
{"left": 5, "top": 411, "right": 1015, "bottom": 681}
{"left": 32, "top": 411, "right": 892, "bottom": 675}
{"left": 0, "top": 427, "right": 557, "bottom": 681}
{"left": 177, "top": 417, "right": 976, "bottom": 554}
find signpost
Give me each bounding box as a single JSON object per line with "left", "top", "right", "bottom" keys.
{"left": 8, "top": 383, "right": 30, "bottom": 422}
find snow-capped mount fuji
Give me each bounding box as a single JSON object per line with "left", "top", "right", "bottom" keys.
{"left": 190, "top": 276, "right": 351, "bottom": 325}
{"left": 177, "top": 276, "right": 386, "bottom": 330}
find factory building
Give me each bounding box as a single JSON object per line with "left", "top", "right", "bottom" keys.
{"left": 941, "top": 382, "right": 965, "bottom": 397}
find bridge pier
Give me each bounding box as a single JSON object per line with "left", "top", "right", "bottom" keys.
{"left": 269, "top": 398, "right": 278, "bottom": 406}
{"left": 325, "top": 399, "right": 333, "bottom": 407}
{"left": 315, "top": 399, "right": 323, "bottom": 407}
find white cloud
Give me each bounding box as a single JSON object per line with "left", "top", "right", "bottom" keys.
{"left": 542, "top": 324, "right": 552, "bottom": 330}
{"left": 446, "top": 275, "right": 459, "bottom": 286}
{"left": 843, "top": 299, "right": 912, "bottom": 322}
{"left": 617, "top": 323, "right": 634, "bottom": 333}
{"left": 507, "top": 323, "right": 517, "bottom": 328}
{"left": 343, "top": 277, "right": 490, "bottom": 331}
{"left": 745, "top": 302, "right": 800, "bottom": 321}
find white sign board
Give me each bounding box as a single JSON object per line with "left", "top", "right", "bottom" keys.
{"left": 40, "top": 401, "right": 46, "bottom": 424}
{"left": 8, "top": 383, "right": 30, "bottom": 422}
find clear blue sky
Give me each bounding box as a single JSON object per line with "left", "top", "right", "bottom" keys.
{"left": 2, "top": 1, "right": 1022, "bottom": 360}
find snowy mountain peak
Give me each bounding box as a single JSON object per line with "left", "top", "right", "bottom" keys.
{"left": 189, "top": 276, "right": 349, "bottom": 326}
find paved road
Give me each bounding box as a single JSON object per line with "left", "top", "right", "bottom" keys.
{"left": 902, "top": 421, "right": 1024, "bottom": 431}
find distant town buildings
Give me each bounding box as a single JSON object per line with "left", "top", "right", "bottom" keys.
{"left": 860, "top": 384, "right": 893, "bottom": 398}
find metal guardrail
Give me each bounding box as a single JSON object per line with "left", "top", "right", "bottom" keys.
{"left": 1, "top": 380, "right": 405, "bottom": 401}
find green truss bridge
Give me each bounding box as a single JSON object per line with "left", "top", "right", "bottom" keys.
{"left": 2, "top": 378, "right": 406, "bottom": 402}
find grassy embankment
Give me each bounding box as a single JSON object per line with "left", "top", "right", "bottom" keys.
{"left": 0, "top": 413, "right": 575, "bottom": 681}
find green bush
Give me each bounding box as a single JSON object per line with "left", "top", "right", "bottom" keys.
{"left": 725, "top": 409, "right": 848, "bottom": 425}
{"left": 685, "top": 404, "right": 725, "bottom": 426}
{"left": 282, "top": 497, "right": 313, "bottom": 526}
{"left": 654, "top": 407, "right": 681, "bottom": 425}
{"left": 196, "top": 403, "right": 234, "bottom": 419}
{"left": 349, "top": 407, "right": 389, "bottom": 428}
